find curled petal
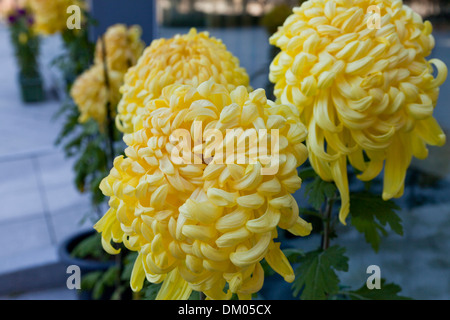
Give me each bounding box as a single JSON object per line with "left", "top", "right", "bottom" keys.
{"left": 230, "top": 232, "right": 272, "bottom": 268}
{"left": 156, "top": 268, "right": 192, "bottom": 300}
{"left": 265, "top": 243, "right": 295, "bottom": 283}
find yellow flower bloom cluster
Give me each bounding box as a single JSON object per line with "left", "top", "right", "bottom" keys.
{"left": 27, "top": 0, "right": 81, "bottom": 35}
{"left": 70, "top": 65, "right": 124, "bottom": 124}
{"left": 269, "top": 0, "right": 448, "bottom": 223}
{"left": 70, "top": 24, "right": 144, "bottom": 125}
{"left": 116, "top": 28, "right": 251, "bottom": 134}
{"left": 95, "top": 80, "right": 312, "bottom": 300}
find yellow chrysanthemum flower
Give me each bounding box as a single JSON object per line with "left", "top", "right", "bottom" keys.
{"left": 95, "top": 80, "right": 312, "bottom": 300}
{"left": 70, "top": 64, "right": 124, "bottom": 125}
{"left": 27, "top": 0, "right": 82, "bottom": 35}
{"left": 70, "top": 24, "right": 144, "bottom": 126}
{"left": 269, "top": 0, "right": 448, "bottom": 223}
{"left": 116, "top": 28, "right": 251, "bottom": 134}
{"left": 94, "top": 24, "right": 145, "bottom": 73}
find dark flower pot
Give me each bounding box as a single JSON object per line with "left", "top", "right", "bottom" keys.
{"left": 18, "top": 73, "right": 44, "bottom": 103}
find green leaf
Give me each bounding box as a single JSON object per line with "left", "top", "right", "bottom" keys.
{"left": 345, "top": 279, "right": 411, "bottom": 300}
{"left": 80, "top": 271, "right": 102, "bottom": 291}
{"left": 188, "top": 291, "right": 202, "bottom": 300}
{"left": 71, "top": 233, "right": 109, "bottom": 261}
{"left": 101, "top": 266, "right": 119, "bottom": 287}
{"left": 304, "top": 176, "right": 337, "bottom": 210}
{"left": 292, "top": 245, "right": 349, "bottom": 300}
{"left": 298, "top": 167, "right": 318, "bottom": 180}
{"left": 349, "top": 191, "right": 403, "bottom": 252}
{"left": 55, "top": 111, "right": 80, "bottom": 147}
{"left": 92, "top": 266, "right": 119, "bottom": 300}
{"left": 91, "top": 279, "right": 105, "bottom": 300}
{"left": 283, "top": 248, "right": 305, "bottom": 264}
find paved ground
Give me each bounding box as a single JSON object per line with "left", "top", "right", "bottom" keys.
{"left": 0, "top": 25, "right": 92, "bottom": 280}
{"left": 0, "top": 24, "right": 449, "bottom": 300}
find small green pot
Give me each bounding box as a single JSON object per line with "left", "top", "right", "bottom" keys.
{"left": 18, "top": 73, "right": 45, "bottom": 103}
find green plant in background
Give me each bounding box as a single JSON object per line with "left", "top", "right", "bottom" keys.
{"left": 26, "top": 0, "right": 94, "bottom": 90}
{"left": 287, "top": 163, "right": 410, "bottom": 300}
{"left": 52, "top": 11, "right": 96, "bottom": 90}
{"left": 21, "top": 0, "right": 126, "bottom": 299}
{"left": 71, "top": 232, "right": 130, "bottom": 300}
{"left": 54, "top": 104, "right": 122, "bottom": 215}
{"left": 52, "top": 10, "right": 103, "bottom": 215}
{"left": 7, "top": 6, "right": 44, "bottom": 102}
{"left": 26, "top": 2, "right": 120, "bottom": 298}
{"left": 55, "top": 24, "right": 146, "bottom": 300}
{"left": 58, "top": 51, "right": 125, "bottom": 301}
{"left": 8, "top": 8, "right": 39, "bottom": 77}
{"left": 25, "top": 1, "right": 102, "bottom": 208}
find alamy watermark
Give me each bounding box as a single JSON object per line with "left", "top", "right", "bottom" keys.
{"left": 66, "top": 5, "right": 81, "bottom": 30}
{"left": 367, "top": 5, "right": 382, "bottom": 30}
{"left": 366, "top": 265, "right": 381, "bottom": 290}
{"left": 66, "top": 265, "right": 81, "bottom": 290}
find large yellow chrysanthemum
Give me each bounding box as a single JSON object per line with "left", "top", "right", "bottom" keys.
{"left": 269, "top": 0, "right": 447, "bottom": 223}
{"left": 95, "top": 80, "right": 312, "bottom": 300}
{"left": 70, "top": 64, "right": 124, "bottom": 125}
{"left": 94, "top": 24, "right": 145, "bottom": 73}
{"left": 116, "top": 28, "right": 251, "bottom": 134}
{"left": 27, "top": 0, "right": 82, "bottom": 35}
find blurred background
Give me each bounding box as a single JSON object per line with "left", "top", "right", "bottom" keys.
{"left": 0, "top": 0, "right": 449, "bottom": 300}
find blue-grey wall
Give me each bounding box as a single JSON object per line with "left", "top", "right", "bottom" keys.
{"left": 88, "top": 0, "right": 157, "bottom": 46}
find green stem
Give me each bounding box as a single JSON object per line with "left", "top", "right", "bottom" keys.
{"left": 100, "top": 36, "right": 115, "bottom": 168}
{"left": 100, "top": 35, "right": 123, "bottom": 298}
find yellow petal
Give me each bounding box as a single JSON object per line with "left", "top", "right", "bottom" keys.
{"left": 94, "top": 209, "right": 121, "bottom": 255}
{"left": 215, "top": 208, "right": 250, "bottom": 232}
{"left": 238, "top": 262, "right": 264, "bottom": 295}
{"left": 156, "top": 268, "right": 192, "bottom": 300}
{"left": 265, "top": 243, "right": 295, "bottom": 283}
{"left": 216, "top": 227, "right": 252, "bottom": 248}
{"left": 415, "top": 117, "right": 446, "bottom": 147}
{"left": 236, "top": 193, "right": 265, "bottom": 209}
{"left": 288, "top": 217, "right": 313, "bottom": 236}
{"left": 230, "top": 232, "right": 271, "bottom": 268}
{"left": 246, "top": 206, "right": 281, "bottom": 234}
{"left": 382, "top": 134, "right": 411, "bottom": 200}
{"left": 130, "top": 253, "right": 146, "bottom": 292}
{"left": 330, "top": 155, "right": 350, "bottom": 225}
{"left": 357, "top": 158, "right": 384, "bottom": 182}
